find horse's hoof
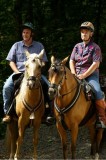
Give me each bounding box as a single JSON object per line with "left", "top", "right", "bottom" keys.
{"left": 94, "top": 153, "right": 99, "bottom": 160}
{"left": 14, "top": 155, "right": 18, "bottom": 160}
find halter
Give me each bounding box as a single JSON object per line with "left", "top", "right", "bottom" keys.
{"left": 22, "top": 77, "right": 43, "bottom": 119}
{"left": 27, "top": 76, "right": 36, "bottom": 81}
{"left": 22, "top": 57, "right": 43, "bottom": 118}
{"left": 49, "top": 63, "right": 67, "bottom": 97}
{"left": 27, "top": 75, "right": 39, "bottom": 85}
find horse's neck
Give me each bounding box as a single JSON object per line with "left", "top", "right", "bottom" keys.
{"left": 56, "top": 67, "right": 78, "bottom": 106}
{"left": 64, "top": 67, "right": 77, "bottom": 89}
{"left": 19, "top": 77, "right": 42, "bottom": 107}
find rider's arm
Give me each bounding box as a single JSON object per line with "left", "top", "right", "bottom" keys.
{"left": 9, "top": 61, "right": 20, "bottom": 74}
{"left": 77, "top": 61, "right": 100, "bottom": 79}
{"left": 69, "top": 60, "right": 76, "bottom": 75}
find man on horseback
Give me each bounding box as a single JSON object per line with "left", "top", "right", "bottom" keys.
{"left": 2, "top": 22, "right": 54, "bottom": 124}
{"left": 69, "top": 21, "right": 106, "bottom": 128}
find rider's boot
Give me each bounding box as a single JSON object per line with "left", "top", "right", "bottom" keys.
{"left": 2, "top": 73, "right": 23, "bottom": 123}
{"left": 95, "top": 99, "right": 106, "bottom": 128}
{"left": 46, "top": 100, "right": 55, "bottom": 125}
{"left": 2, "top": 99, "right": 15, "bottom": 123}
{"left": 2, "top": 115, "right": 11, "bottom": 123}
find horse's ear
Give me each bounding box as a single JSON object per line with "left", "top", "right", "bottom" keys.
{"left": 39, "top": 49, "right": 45, "bottom": 59}
{"left": 51, "top": 55, "right": 55, "bottom": 63}
{"left": 38, "top": 49, "right": 45, "bottom": 67}
{"left": 25, "top": 50, "right": 30, "bottom": 58}
{"left": 61, "top": 56, "right": 69, "bottom": 65}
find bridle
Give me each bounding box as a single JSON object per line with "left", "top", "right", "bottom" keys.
{"left": 26, "top": 58, "right": 42, "bottom": 88}
{"left": 27, "top": 74, "right": 41, "bottom": 88}
{"left": 49, "top": 62, "right": 82, "bottom": 114}
{"left": 27, "top": 76, "right": 36, "bottom": 82}
{"left": 49, "top": 63, "right": 79, "bottom": 97}
{"left": 49, "top": 63, "right": 67, "bottom": 97}
{"left": 22, "top": 59, "right": 43, "bottom": 118}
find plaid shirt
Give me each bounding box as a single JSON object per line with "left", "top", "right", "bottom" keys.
{"left": 70, "top": 41, "right": 102, "bottom": 74}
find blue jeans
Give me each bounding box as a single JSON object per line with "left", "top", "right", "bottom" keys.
{"left": 2, "top": 73, "right": 15, "bottom": 114}
{"left": 86, "top": 72, "right": 103, "bottom": 100}
{"left": 2, "top": 73, "right": 49, "bottom": 114}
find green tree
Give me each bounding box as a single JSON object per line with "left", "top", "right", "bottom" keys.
{"left": 0, "top": 0, "right": 106, "bottom": 118}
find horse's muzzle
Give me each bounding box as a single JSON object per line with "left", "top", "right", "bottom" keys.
{"left": 27, "top": 80, "right": 35, "bottom": 89}
{"left": 27, "top": 76, "right": 36, "bottom": 89}
{"left": 48, "top": 83, "right": 58, "bottom": 99}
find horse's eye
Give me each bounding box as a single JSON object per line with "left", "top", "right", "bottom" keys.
{"left": 38, "top": 65, "right": 41, "bottom": 69}
{"left": 32, "top": 59, "right": 35, "bottom": 62}
{"left": 51, "top": 64, "right": 55, "bottom": 68}
{"left": 60, "top": 66, "right": 64, "bottom": 71}
{"left": 25, "top": 64, "right": 28, "bottom": 68}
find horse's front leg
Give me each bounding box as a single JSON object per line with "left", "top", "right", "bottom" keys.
{"left": 7, "top": 121, "right": 18, "bottom": 159}
{"left": 88, "top": 125, "right": 97, "bottom": 159}
{"left": 95, "top": 128, "right": 104, "bottom": 160}
{"left": 70, "top": 125, "right": 79, "bottom": 159}
{"left": 57, "top": 122, "right": 68, "bottom": 160}
{"left": 9, "top": 134, "right": 17, "bottom": 160}
{"left": 33, "top": 121, "right": 41, "bottom": 160}
{"left": 88, "top": 125, "right": 103, "bottom": 159}
{"left": 89, "top": 126, "right": 104, "bottom": 160}
{"left": 14, "top": 118, "right": 25, "bottom": 159}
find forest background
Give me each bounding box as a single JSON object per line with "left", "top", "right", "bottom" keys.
{"left": 0, "top": 0, "right": 106, "bottom": 132}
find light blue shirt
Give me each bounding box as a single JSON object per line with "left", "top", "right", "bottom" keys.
{"left": 6, "top": 40, "right": 48, "bottom": 72}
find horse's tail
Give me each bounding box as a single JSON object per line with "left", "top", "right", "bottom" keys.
{"left": 5, "top": 120, "right": 18, "bottom": 153}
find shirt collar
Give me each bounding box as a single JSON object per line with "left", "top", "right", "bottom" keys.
{"left": 22, "top": 40, "right": 34, "bottom": 47}
{"left": 82, "top": 40, "right": 93, "bottom": 48}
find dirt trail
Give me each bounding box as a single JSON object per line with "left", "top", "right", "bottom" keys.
{"left": 0, "top": 124, "right": 106, "bottom": 159}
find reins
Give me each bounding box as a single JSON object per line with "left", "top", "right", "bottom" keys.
{"left": 22, "top": 81, "right": 43, "bottom": 113}
{"left": 49, "top": 62, "right": 82, "bottom": 114}
{"left": 22, "top": 76, "right": 43, "bottom": 116}
{"left": 54, "top": 82, "right": 82, "bottom": 114}
{"left": 60, "top": 85, "right": 78, "bottom": 98}
{"left": 54, "top": 72, "right": 82, "bottom": 131}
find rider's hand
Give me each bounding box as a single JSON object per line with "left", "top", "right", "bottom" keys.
{"left": 76, "top": 74, "right": 85, "bottom": 80}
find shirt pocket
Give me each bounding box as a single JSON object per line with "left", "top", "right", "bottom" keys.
{"left": 75, "top": 53, "right": 81, "bottom": 61}
{"left": 16, "top": 53, "right": 25, "bottom": 62}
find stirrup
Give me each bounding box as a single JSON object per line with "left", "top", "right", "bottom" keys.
{"left": 96, "top": 120, "right": 106, "bottom": 129}
{"left": 46, "top": 115, "right": 55, "bottom": 125}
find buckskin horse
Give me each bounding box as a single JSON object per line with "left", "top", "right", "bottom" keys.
{"left": 6, "top": 50, "right": 45, "bottom": 159}
{"left": 48, "top": 55, "right": 104, "bottom": 160}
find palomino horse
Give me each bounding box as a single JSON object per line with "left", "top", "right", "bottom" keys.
{"left": 48, "top": 56, "right": 104, "bottom": 159}
{"left": 6, "top": 50, "right": 45, "bottom": 159}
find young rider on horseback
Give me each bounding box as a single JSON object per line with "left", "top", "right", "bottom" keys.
{"left": 2, "top": 22, "right": 54, "bottom": 124}
{"left": 69, "top": 21, "right": 106, "bottom": 128}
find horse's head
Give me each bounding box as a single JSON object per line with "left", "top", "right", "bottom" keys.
{"left": 48, "top": 55, "right": 69, "bottom": 99}
{"left": 24, "top": 49, "right": 45, "bottom": 89}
